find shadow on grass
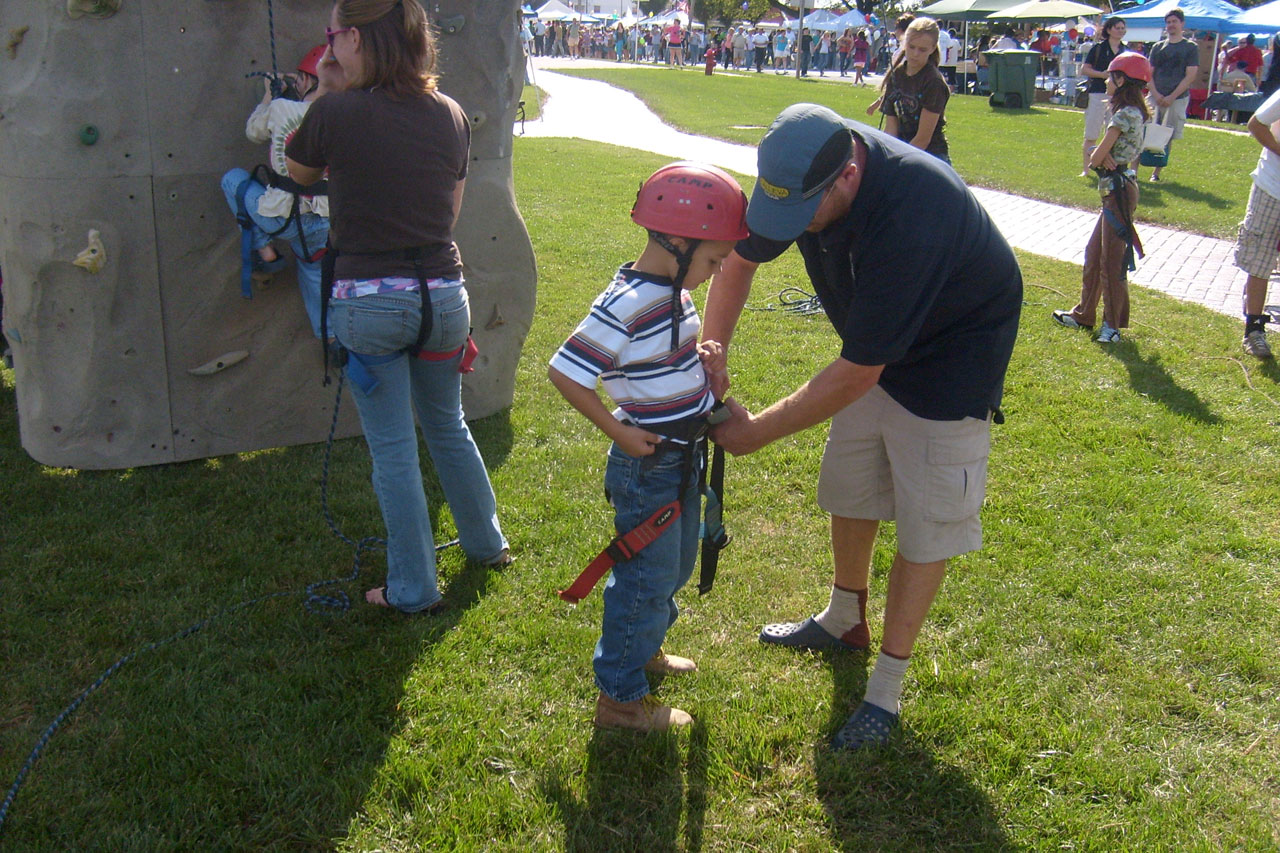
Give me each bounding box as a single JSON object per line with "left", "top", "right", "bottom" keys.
{"left": 1102, "top": 340, "right": 1221, "bottom": 424}
{"left": 1138, "top": 180, "right": 1236, "bottom": 211}
{"left": 541, "top": 720, "right": 710, "bottom": 852}
{"left": 467, "top": 405, "right": 516, "bottom": 470}
{"left": 1254, "top": 357, "right": 1280, "bottom": 384}
{"left": 0, "top": 375, "right": 512, "bottom": 846}
{"left": 814, "top": 652, "right": 1018, "bottom": 852}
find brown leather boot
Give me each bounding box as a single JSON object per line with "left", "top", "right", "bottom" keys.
{"left": 594, "top": 693, "right": 692, "bottom": 731}
{"left": 643, "top": 648, "right": 697, "bottom": 674}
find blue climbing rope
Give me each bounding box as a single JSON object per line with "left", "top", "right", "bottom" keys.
{"left": 0, "top": 370, "right": 460, "bottom": 837}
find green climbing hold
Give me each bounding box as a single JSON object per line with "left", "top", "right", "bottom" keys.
{"left": 79, "top": 125, "right": 99, "bottom": 145}
{"left": 67, "top": 0, "right": 122, "bottom": 20}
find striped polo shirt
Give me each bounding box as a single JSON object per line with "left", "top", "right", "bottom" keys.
{"left": 550, "top": 266, "right": 714, "bottom": 428}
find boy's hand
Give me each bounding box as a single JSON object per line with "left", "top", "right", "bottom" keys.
{"left": 617, "top": 424, "right": 662, "bottom": 458}
{"left": 698, "top": 340, "right": 730, "bottom": 399}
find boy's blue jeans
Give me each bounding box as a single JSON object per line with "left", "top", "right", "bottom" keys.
{"left": 220, "top": 168, "right": 327, "bottom": 338}
{"left": 328, "top": 287, "right": 507, "bottom": 612}
{"left": 594, "top": 441, "right": 702, "bottom": 703}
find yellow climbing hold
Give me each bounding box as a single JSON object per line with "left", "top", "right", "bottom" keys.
{"left": 7, "top": 26, "right": 29, "bottom": 60}
{"left": 73, "top": 229, "right": 106, "bottom": 273}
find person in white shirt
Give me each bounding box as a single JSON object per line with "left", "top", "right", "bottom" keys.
{"left": 753, "top": 28, "right": 770, "bottom": 72}
{"left": 994, "top": 28, "right": 1020, "bottom": 50}
{"left": 937, "top": 27, "right": 956, "bottom": 90}
{"left": 1232, "top": 87, "right": 1280, "bottom": 359}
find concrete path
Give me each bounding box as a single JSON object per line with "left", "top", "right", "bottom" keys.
{"left": 522, "top": 57, "right": 1260, "bottom": 318}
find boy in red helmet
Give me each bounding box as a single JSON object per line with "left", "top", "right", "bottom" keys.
{"left": 549, "top": 162, "right": 748, "bottom": 732}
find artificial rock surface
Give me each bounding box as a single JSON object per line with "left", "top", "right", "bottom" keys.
{"left": 0, "top": 0, "right": 535, "bottom": 468}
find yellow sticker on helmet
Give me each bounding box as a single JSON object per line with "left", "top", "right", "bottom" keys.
{"left": 758, "top": 177, "right": 790, "bottom": 200}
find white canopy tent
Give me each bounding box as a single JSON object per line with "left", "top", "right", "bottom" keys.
{"left": 784, "top": 9, "right": 843, "bottom": 31}
{"left": 535, "top": 0, "right": 602, "bottom": 22}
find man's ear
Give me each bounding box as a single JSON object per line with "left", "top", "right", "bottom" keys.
{"left": 836, "top": 159, "right": 860, "bottom": 189}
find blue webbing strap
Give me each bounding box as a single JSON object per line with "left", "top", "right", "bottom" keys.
{"left": 344, "top": 350, "right": 403, "bottom": 395}
{"left": 234, "top": 178, "right": 256, "bottom": 300}
{"left": 1101, "top": 206, "right": 1137, "bottom": 272}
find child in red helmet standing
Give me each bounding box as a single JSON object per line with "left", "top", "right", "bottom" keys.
{"left": 1054, "top": 52, "right": 1151, "bottom": 344}
{"left": 549, "top": 162, "right": 748, "bottom": 732}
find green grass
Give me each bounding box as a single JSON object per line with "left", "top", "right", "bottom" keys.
{"left": 520, "top": 84, "right": 546, "bottom": 122}
{"left": 555, "top": 66, "right": 1257, "bottom": 240}
{"left": 2, "top": 137, "right": 1279, "bottom": 849}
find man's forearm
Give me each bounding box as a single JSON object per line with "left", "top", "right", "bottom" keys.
{"left": 753, "top": 358, "right": 883, "bottom": 446}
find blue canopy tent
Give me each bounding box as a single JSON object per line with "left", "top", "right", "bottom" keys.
{"left": 1115, "top": 0, "right": 1242, "bottom": 32}
{"left": 1114, "top": 0, "right": 1244, "bottom": 87}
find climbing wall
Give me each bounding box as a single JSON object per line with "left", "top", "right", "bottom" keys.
{"left": 0, "top": 0, "right": 535, "bottom": 469}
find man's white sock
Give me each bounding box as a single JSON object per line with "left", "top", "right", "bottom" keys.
{"left": 813, "top": 584, "right": 866, "bottom": 638}
{"left": 863, "top": 651, "right": 910, "bottom": 714}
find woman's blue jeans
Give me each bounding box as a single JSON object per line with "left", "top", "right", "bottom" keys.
{"left": 328, "top": 287, "right": 507, "bottom": 613}
{"left": 220, "top": 168, "right": 327, "bottom": 338}
{"left": 594, "top": 442, "right": 702, "bottom": 702}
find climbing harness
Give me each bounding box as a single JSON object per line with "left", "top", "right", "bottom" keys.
{"left": 233, "top": 165, "right": 328, "bottom": 300}
{"left": 319, "top": 244, "right": 484, "bottom": 394}
{"left": 1095, "top": 167, "right": 1144, "bottom": 273}
{"left": 558, "top": 405, "right": 731, "bottom": 604}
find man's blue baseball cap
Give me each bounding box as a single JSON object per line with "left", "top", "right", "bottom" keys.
{"left": 747, "top": 103, "right": 855, "bottom": 242}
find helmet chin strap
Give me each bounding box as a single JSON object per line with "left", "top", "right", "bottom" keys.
{"left": 649, "top": 231, "right": 701, "bottom": 352}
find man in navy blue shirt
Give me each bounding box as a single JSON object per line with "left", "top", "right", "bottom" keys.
{"left": 704, "top": 103, "right": 1022, "bottom": 750}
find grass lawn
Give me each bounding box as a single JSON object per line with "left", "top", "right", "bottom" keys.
{"left": 555, "top": 66, "right": 1256, "bottom": 241}
{"left": 2, "top": 137, "right": 1279, "bottom": 850}
{"left": 521, "top": 84, "right": 546, "bottom": 122}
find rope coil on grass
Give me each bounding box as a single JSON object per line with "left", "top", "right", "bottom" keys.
{"left": 0, "top": 370, "right": 459, "bottom": 836}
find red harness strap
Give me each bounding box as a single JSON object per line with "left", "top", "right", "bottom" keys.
{"left": 413, "top": 335, "right": 479, "bottom": 373}
{"left": 557, "top": 499, "right": 683, "bottom": 603}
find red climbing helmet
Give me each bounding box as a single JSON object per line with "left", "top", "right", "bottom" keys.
{"left": 631, "top": 162, "right": 749, "bottom": 242}
{"left": 1107, "top": 51, "right": 1152, "bottom": 83}
{"left": 297, "top": 45, "right": 327, "bottom": 77}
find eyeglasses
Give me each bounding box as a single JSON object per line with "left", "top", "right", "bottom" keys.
{"left": 326, "top": 26, "right": 353, "bottom": 47}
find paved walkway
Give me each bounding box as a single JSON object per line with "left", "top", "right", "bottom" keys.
{"left": 522, "top": 58, "right": 1257, "bottom": 318}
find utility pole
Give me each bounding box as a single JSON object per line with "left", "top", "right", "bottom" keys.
{"left": 796, "top": 0, "right": 806, "bottom": 79}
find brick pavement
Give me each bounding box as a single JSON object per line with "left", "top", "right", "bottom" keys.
{"left": 522, "top": 59, "right": 1266, "bottom": 318}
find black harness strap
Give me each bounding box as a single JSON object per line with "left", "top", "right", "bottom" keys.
{"left": 698, "top": 441, "right": 729, "bottom": 595}
{"left": 319, "top": 244, "right": 438, "bottom": 384}
{"left": 648, "top": 231, "right": 700, "bottom": 352}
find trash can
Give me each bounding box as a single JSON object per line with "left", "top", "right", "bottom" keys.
{"left": 985, "top": 49, "right": 1038, "bottom": 109}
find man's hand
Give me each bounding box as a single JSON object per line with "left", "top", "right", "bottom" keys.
{"left": 616, "top": 424, "right": 662, "bottom": 458}
{"left": 710, "top": 398, "right": 765, "bottom": 455}
{"left": 698, "top": 340, "right": 730, "bottom": 399}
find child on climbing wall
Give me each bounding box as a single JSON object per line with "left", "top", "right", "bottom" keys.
{"left": 220, "top": 45, "right": 335, "bottom": 338}
{"left": 548, "top": 162, "right": 747, "bottom": 733}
